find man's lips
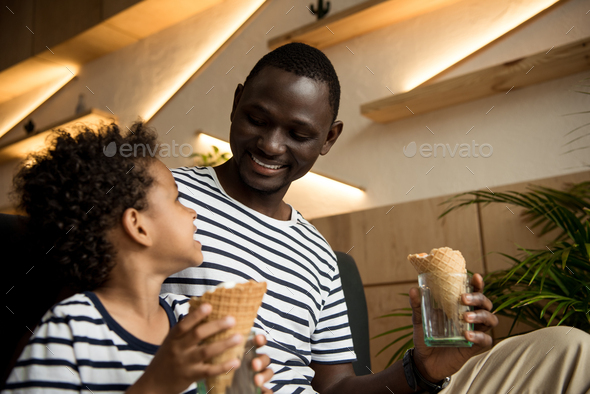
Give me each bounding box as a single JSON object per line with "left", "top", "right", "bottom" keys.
{"left": 250, "top": 153, "right": 287, "bottom": 170}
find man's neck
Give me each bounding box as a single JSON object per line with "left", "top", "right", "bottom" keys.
{"left": 214, "top": 160, "right": 292, "bottom": 221}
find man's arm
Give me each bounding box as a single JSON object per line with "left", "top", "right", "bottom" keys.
{"left": 311, "top": 361, "right": 415, "bottom": 394}
{"left": 311, "top": 274, "right": 498, "bottom": 394}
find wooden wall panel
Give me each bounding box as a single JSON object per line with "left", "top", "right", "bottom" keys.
{"left": 33, "top": 0, "right": 103, "bottom": 54}
{"left": 365, "top": 283, "right": 416, "bottom": 373}
{"left": 0, "top": 0, "right": 34, "bottom": 71}
{"left": 312, "top": 195, "right": 484, "bottom": 285}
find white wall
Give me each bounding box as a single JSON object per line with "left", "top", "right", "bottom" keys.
{"left": 1, "top": 0, "right": 589, "bottom": 219}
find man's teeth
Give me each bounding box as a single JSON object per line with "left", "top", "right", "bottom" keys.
{"left": 251, "top": 155, "right": 283, "bottom": 170}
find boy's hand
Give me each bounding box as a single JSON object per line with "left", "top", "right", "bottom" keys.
{"left": 252, "top": 334, "right": 273, "bottom": 393}
{"left": 128, "top": 303, "right": 242, "bottom": 394}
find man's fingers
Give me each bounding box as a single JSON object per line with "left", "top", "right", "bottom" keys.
{"left": 252, "top": 353, "right": 271, "bottom": 372}
{"left": 461, "top": 292, "right": 493, "bottom": 312}
{"left": 409, "top": 287, "right": 422, "bottom": 326}
{"left": 254, "top": 333, "right": 267, "bottom": 348}
{"left": 464, "top": 330, "right": 493, "bottom": 348}
{"left": 254, "top": 365, "right": 274, "bottom": 387}
{"left": 470, "top": 273, "right": 485, "bottom": 293}
{"left": 464, "top": 311, "right": 499, "bottom": 332}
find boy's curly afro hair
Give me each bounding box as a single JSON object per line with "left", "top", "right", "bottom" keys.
{"left": 13, "top": 122, "right": 158, "bottom": 291}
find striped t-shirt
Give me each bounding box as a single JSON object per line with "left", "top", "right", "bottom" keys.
{"left": 161, "top": 166, "right": 357, "bottom": 394}
{"left": 4, "top": 292, "right": 196, "bottom": 393}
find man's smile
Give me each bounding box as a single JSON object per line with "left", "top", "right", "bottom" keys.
{"left": 250, "top": 152, "right": 287, "bottom": 171}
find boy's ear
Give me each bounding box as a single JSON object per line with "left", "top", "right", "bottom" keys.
{"left": 121, "top": 208, "right": 153, "bottom": 247}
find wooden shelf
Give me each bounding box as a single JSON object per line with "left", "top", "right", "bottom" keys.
{"left": 268, "top": 0, "right": 462, "bottom": 50}
{"left": 361, "top": 36, "right": 590, "bottom": 123}
{"left": 0, "top": 0, "right": 223, "bottom": 104}
{"left": 0, "top": 109, "right": 116, "bottom": 165}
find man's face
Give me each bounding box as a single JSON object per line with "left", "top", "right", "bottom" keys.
{"left": 229, "top": 66, "right": 342, "bottom": 195}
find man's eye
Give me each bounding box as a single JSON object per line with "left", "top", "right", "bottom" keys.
{"left": 291, "top": 132, "right": 310, "bottom": 141}
{"left": 248, "top": 116, "right": 265, "bottom": 126}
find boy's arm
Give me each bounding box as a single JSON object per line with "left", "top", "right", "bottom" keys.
{"left": 3, "top": 310, "right": 82, "bottom": 392}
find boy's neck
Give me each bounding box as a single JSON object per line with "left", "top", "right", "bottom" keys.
{"left": 94, "top": 258, "right": 166, "bottom": 320}
{"left": 93, "top": 258, "right": 171, "bottom": 345}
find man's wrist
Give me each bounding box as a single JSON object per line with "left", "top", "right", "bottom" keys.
{"left": 403, "top": 349, "right": 450, "bottom": 393}
{"left": 412, "top": 351, "right": 440, "bottom": 383}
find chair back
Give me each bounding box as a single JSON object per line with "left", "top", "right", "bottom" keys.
{"left": 335, "top": 251, "right": 371, "bottom": 375}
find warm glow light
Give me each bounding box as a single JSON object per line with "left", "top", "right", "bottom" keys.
{"left": 300, "top": 171, "right": 365, "bottom": 196}
{"left": 195, "top": 132, "right": 232, "bottom": 155}
{"left": 195, "top": 132, "right": 364, "bottom": 193}
{"left": 0, "top": 109, "right": 115, "bottom": 165}
{"left": 142, "top": 0, "right": 266, "bottom": 121}
{"left": 0, "top": 73, "right": 75, "bottom": 140}
{"left": 401, "top": 0, "right": 559, "bottom": 91}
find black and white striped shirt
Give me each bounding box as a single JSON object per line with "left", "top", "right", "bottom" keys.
{"left": 4, "top": 292, "right": 196, "bottom": 393}
{"left": 162, "top": 166, "right": 357, "bottom": 394}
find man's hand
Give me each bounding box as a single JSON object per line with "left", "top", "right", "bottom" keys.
{"left": 252, "top": 334, "right": 273, "bottom": 393}
{"left": 409, "top": 273, "right": 498, "bottom": 382}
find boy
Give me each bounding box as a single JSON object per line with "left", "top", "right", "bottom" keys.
{"left": 4, "top": 123, "right": 272, "bottom": 393}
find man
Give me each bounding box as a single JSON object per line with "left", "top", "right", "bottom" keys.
{"left": 162, "top": 43, "right": 590, "bottom": 393}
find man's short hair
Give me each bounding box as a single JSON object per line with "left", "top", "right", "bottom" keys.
{"left": 244, "top": 42, "right": 341, "bottom": 123}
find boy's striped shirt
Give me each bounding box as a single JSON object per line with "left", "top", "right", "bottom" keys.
{"left": 4, "top": 292, "right": 195, "bottom": 393}
{"left": 162, "top": 166, "right": 357, "bottom": 394}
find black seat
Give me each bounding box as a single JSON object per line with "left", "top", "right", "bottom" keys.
{"left": 335, "top": 251, "right": 371, "bottom": 376}
{"left": 0, "top": 213, "right": 70, "bottom": 387}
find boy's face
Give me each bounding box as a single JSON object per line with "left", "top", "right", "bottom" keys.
{"left": 144, "top": 160, "right": 202, "bottom": 272}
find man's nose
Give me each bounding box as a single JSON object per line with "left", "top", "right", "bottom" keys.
{"left": 257, "top": 128, "right": 287, "bottom": 156}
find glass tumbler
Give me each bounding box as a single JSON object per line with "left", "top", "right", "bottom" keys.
{"left": 418, "top": 273, "right": 473, "bottom": 347}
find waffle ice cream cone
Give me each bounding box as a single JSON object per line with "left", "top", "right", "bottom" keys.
{"left": 408, "top": 247, "right": 467, "bottom": 319}
{"left": 189, "top": 280, "right": 267, "bottom": 394}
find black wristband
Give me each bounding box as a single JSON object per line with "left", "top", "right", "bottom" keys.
{"left": 402, "top": 349, "right": 451, "bottom": 393}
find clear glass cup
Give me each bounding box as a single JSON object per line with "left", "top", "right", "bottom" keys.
{"left": 418, "top": 273, "right": 474, "bottom": 347}
{"left": 226, "top": 332, "right": 261, "bottom": 394}
{"left": 196, "top": 331, "right": 262, "bottom": 394}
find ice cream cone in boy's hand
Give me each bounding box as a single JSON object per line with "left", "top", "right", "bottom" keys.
{"left": 189, "top": 280, "right": 267, "bottom": 394}
{"left": 408, "top": 247, "right": 467, "bottom": 319}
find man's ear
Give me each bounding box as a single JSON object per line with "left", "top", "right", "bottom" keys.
{"left": 320, "top": 120, "right": 343, "bottom": 156}
{"left": 230, "top": 84, "right": 245, "bottom": 121}
{"left": 121, "top": 208, "right": 153, "bottom": 247}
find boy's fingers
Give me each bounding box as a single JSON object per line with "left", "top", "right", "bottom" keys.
{"left": 175, "top": 304, "right": 212, "bottom": 335}
{"left": 193, "top": 359, "right": 241, "bottom": 379}
{"left": 188, "top": 316, "right": 236, "bottom": 344}
{"left": 191, "top": 333, "right": 243, "bottom": 362}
